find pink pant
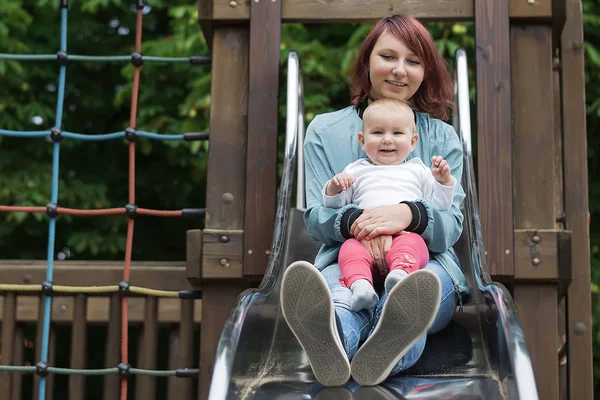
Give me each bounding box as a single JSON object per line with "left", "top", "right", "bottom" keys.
{"left": 338, "top": 233, "right": 429, "bottom": 288}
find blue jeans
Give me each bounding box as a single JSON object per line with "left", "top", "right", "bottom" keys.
{"left": 321, "top": 259, "right": 458, "bottom": 376}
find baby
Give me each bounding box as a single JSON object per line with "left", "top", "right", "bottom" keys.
{"left": 323, "top": 98, "right": 456, "bottom": 311}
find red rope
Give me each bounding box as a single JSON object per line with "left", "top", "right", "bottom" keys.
{"left": 59, "top": 207, "right": 125, "bottom": 216}
{"left": 137, "top": 208, "right": 183, "bottom": 217}
{"left": 121, "top": 8, "right": 143, "bottom": 400}
{"left": 0, "top": 206, "right": 46, "bottom": 213}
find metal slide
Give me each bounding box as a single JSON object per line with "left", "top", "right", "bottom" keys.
{"left": 208, "top": 50, "right": 538, "bottom": 400}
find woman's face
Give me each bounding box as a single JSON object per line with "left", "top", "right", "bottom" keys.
{"left": 368, "top": 32, "right": 425, "bottom": 102}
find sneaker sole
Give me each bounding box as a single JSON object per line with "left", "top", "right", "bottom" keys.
{"left": 280, "top": 261, "right": 350, "bottom": 386}
{"left": 350, "top": 269, "right": 441, "bottom": 386}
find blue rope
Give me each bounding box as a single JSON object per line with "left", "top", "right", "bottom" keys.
{"left": 62, "top": 131, "right": 125, "bottom": 141}
{"left": 0, "top": 130, "right": 189, "bottom": 141}
{"left": 39, "top": 7, "right": 67, "bottom": 400}
{"left": 0, "top": 130, "right": 50, "bottom": 137}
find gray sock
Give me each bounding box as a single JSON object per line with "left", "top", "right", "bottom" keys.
{"left": 385, "top": 269, "right": 409, "bottom": 293}
{"left": 350, "top": 279, "right": 379, "bottom": 311}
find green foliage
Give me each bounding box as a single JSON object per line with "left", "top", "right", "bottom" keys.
{"left": 0, "top": 0, "right": 209, "bottom": 260}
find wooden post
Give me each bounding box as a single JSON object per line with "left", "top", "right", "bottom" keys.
{"left": 562, "top": 0, "right": 593, "bottom": 398}
{"left": 0, "top": 293, "right": 16, "bottom": 395}
{"left": 554, "top": 55, "right": 568, "bottom": 400}
{"left": 475, "top": 0, "right": 514, "bottom": 278}
{"left": 511, "top": 25, "right": 559, "bottom": 400}
{"left": 244, "top": 0, "right": 281, "bottom": 276}
{"left": 199, "top": 27, "right": 252, "bottom": 400}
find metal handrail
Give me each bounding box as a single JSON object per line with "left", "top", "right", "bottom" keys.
{"left": 454, "top": 48, "right": 539, "bottom": 400}
{"left": 294, "top": 58, "right": 306, "bottom": 210}
{"left": 207, "top": 51, "right": 304, "bottom": 400}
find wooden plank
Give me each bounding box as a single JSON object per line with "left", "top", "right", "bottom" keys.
{"left": 561, "top": 0, "right": 593, "bottom": 398}
{"left": 10, "top": 326, "right": 23, "bottom": 400}
{"left": 158, "top": 299, "right": 182, "bottom": 323}
{"left": 16, "top": 296, "right": 39, "bottom": 321}
{"left": 204, "top": 0, "right": 567, "bottom": 22}
{"left": 207, "top": 0, "right": 561, "bottom": 22}
{"left": 511, "top": 25, "right": 560, "bottom": 399}
{"left": 186, "top": 230, "right": 203, "bottom": 286}
{"left": 203, "top": 27, "right": 249, "bottom": 276}
{"left": 87, "top": 298, "right": 147, "bottom": 323}
{"left": 46, "top": 328, "right": 56, "bottom": 400}
{"left": 33, "top": 296, "right": 44, "bottom": 400}
{"left": 554, "top": 63, "right": 564, "bottom": 231}
{"left": 213, "top": 0, "right": 473, "bottom": 22}
{"left": 512, "top": 25, "right": 555, "bottom": 229}
{"left": 200, "top": 25, "right": 249, "bottom": 399}
{"left": 136, "top": 297, "right": 158, "bottom": 400}
{"left": 198, "top": 0, "right": 215, "bottom": 52}
{"left": 5, "top": 297, "right": 201, "bottom": 324}
{"left": 52, "top": 297, "right": 74, "bottom": 322}
{"left": 194, "top": 299, "right": 202, "bottom": 323}
{"left": 200, "top": 282, "right": 249, "bottom": 400}
{"left": 513, "top": 229, "right": 567, "bottom": 281}
{"left": 168, "top": 327, "right": 182, "bottom": 400}
{"left": 0, "top": 261, "right": 191, "bottom": 291}
{"left": 475, "top": 0, "right": 514, "bottom": 278}
{"left": 103, "top": 295, "right": 121, "bottom": 400}
{"left": 510, "top": 0, "right": 552, "bottom": 18}
{"left": 553, "top": 0, "right": 567, "bottom": 49}
{"left": 244, "top": 0, "right": 281, "bottom": 276}
{"left": 172, "top": 300, "right": 194, "bottom": 400}
{"left": 69, "top": 295, "right": 86, "bottom": 400}
{"left": 202, "top": 230, "right": 243, "bottom": 279}
{"left": 558, "top": 298, "right": 568, "bottom": 400}
{"left": 0, "top": 293, "right": 16, "bottom": 394}
{"left": 514, "top": 285, "right": 559, "bottom": 400}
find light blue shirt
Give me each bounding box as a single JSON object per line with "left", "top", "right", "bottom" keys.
{"left": 303, "top": 105, "right": 469, "bottom": 299}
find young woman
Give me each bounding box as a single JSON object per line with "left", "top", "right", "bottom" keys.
{"left": 280, "top": 14, "right": 469, "bottom": 387}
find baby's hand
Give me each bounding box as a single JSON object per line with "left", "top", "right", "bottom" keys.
{"left": 431, "top": 156, "right": 452, "bottom": 186}
{"left": 326, "top": 172, "right": 354, "bottom": 195}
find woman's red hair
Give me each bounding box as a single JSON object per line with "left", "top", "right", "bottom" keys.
{"left": 350, "top": 14, "right": 455, "bottom": 121}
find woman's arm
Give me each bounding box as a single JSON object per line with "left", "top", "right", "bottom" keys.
{"left": 351, "top": 125, "right": 465, "bottom": 253}
{"left": 303, "top": 119, "right": 359, "bottom": 247}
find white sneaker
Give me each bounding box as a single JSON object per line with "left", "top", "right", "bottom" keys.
{"left": 280, "top": 261, "right": 350, "bottom": 386}
{"left": 350, "top": 269, "right": 441, "bottom": 386}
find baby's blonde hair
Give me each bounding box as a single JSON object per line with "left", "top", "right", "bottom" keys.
{"left": 362, "top": 98, "right": 417, "bottom": 134}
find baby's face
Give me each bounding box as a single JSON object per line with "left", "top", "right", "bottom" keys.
{"left": 358, "top": 106, "right": 418, "bottom": 165}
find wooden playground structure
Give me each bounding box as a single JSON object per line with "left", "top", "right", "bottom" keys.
{"left": 0, "top": 0, "right": 592, "bottom": 399}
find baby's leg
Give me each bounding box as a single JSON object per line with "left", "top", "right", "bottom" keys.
{"left": 384, "top": 233, "right": 429, "bottom": 293}
{"left": 339, "top": 239, "right": 379, "bottom": 311}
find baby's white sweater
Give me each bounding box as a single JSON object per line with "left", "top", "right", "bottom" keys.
{"left": 322, "top": 158, "right": 456, "bottom": 210}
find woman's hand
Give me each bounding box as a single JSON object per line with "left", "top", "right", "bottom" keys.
{"left": 360, "top": 235, "right": 393, "bottom": 275}
{"left": 351, "top": 204, "right": 413, "bottom": 241}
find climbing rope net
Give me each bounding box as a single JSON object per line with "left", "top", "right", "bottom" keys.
{"left": 0, "top": 1, "right": 209, "bottom": 398}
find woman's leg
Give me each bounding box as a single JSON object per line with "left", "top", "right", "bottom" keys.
{"left": 321, "top": 262, "right": 374, "bottom": 359}
{"left": 350, "top": 268, "right": 441, "bottom": 386}
{"left": 386, "top": 260, "right": 459, "bottom": 376}
{"left": 280, "top": 261, "right": 353, "bottom": 386}
{"left": 338, "top": 239, "right": 379, "bottom": 311}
